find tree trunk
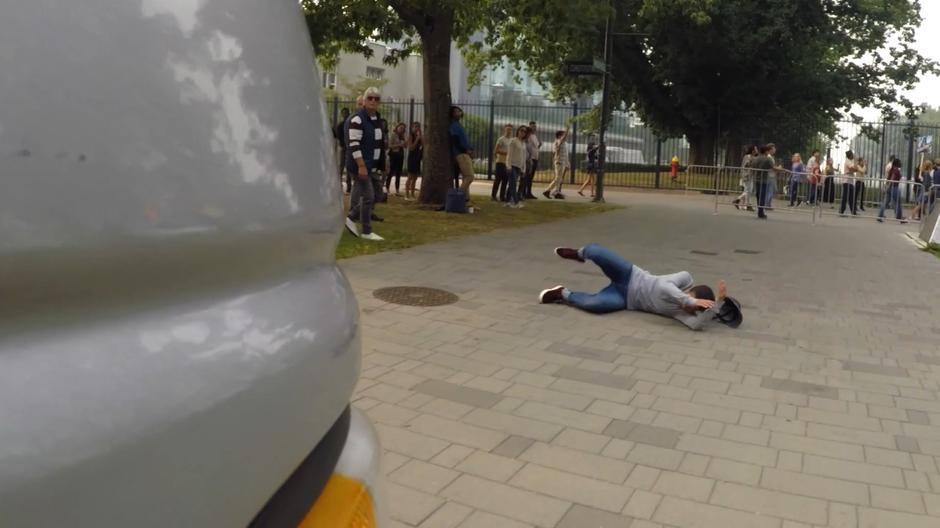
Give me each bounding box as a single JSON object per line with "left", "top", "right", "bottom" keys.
{"left": 687, "top": 132, "right": 716, "bottom": 166}
{"left": 417, "top": 10, "right": 455, "bottom": 205}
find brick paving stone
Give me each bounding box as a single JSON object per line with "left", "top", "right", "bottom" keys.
{"left": 557, "top": 504, "right": 633, "bottom": 528}
{"left": 344, "top": 191, "right": 940, "bottom": 527}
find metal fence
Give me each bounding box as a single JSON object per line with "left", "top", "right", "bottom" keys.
{"left": 685, "top": 165, "right": 933, "bottom": 227}
{"left": 326, "top": 97, "right": 939, "bottom": 192}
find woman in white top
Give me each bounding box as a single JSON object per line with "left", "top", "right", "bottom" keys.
{"left": 839, "top": 150, "right": 859, "bottom": 216}
{"left": 543, "top": 127, "right": 570, "bottom": 199}
{"left": 506, "top": 126, "right": 529, "bottom": 208}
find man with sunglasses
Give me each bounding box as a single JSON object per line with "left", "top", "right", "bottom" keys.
{"left": 345, "top": 87, "right": 385, "bottom": 241}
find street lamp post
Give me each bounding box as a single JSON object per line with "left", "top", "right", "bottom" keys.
{"left": 593, "top": 7, "right": 613, "bottom": 203}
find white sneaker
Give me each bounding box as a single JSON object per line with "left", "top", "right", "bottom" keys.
{"left": 361, "top": 232, "right": 384, "bottom": 241}
{"left": 344, "top": 217, "right": 360, "bottom": 237}
{"left": 515, "top": 202, "right": 525, "bottom": 209}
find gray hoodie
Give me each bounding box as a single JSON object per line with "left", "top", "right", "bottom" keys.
{"left": 626, "top": 266, "right": 716, "bottom": 330}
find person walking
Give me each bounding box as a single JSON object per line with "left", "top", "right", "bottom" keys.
{"left": 492, "top": 124, "right": 513, "bottom": 202}
{"left": 931, "top": 159, "right": 940, "bottom": 215}
{"left": 788, "top": 153, "right": 805, "bottom": 207}
{"left": 506, "top": 125, "right": 528, "bottom": 208}
{"left": 385, "top": 122, "right": 406, "bottom": 197}
{"left": 878, "top": 158, "right": 908, "bottom": 224}
{"left": 753, "top": 145, "right": 774, "bottom": 219}
{"left": 805, "top": 149, "right": 821, "bottom": 205}
{"left": 578, "top": 137, "right": 598, "bottom": 197}
{"left": 404, "top": 121, "right": 423, "bottom": 200}
{"left": 523, "top": 121, "right": 541, "bottom": 199}
{"left": 839, "top": 150, "right": 859, "bottom": 217}
{"left": 538, "top": 245, "right": 733, "bottom": 330}
{"left": 855, "top": 157, "right": 868, "bottom": 212}
{"left": 764, "top": 143, "right": 781, "bottom": 211}
{"left": 449, "top": 106, "right": 475, "bottom": 200}
{"left": 345, "top": 87, "right": 384, "bottom": 241}
{"left": 733, "top": 145, "right": 757, "bottom": 210}
{"left": 543, "top": 127, "right": 570, "bottom": 199}
{"left": 823, "top": 157, "right": 836, "bottom": 207}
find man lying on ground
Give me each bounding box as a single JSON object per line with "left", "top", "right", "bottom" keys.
{"left": 539, "top": 244, "right": 739, "bottom": 330}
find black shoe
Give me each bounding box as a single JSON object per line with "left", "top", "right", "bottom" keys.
{"left": 542, "top": 190, "right": 552, "bottom": 199}
{"left": 527, "top": 194, "right": 539, "bottom": 200}
{"left": 733, "top": 199, "right": 740, "bottom": 210}
{"left": 746, "top": 206, "right": 755, "bottom": 212}
{"left": 554, "top": 247, "right": 585, "bottom": 262}
{"left": 578, "top": 190, "right": 585, "bottom": 196}
{"left": 539, "top": 285, "right": 566, "bottom": 304}
{"left": 371, "top": 214, "right": 384, "bottom": 222}
{"left": 553, "top": 193, "right": 566, "bottom": 199}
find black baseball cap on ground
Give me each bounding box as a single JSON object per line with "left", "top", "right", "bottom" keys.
{"left": 714, "top": 296, "right": 743, "bottom": 328}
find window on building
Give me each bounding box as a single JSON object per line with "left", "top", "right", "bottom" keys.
{"left": 365, "top": 66, "right": 385, "bottom": 80}
{"left": 321, "top": 71, "right": 336, "bottom": 90}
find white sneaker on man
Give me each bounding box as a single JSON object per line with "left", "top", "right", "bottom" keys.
{"left": 345, "top": 217, "right": 360, "bottom": 237}
{"left": 361, "top": 232, "right": 384, "bottom": 241}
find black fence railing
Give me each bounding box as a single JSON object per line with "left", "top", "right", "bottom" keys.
{"left": 327, "top": 97, "right": 939, "bottom": 193}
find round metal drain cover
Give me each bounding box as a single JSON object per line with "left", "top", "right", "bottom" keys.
{"left": 373, "top": 286, "right": 459, "bottom": 307}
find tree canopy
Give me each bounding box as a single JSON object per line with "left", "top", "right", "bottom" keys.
{"left": 472, "top": 0, "right": 938, "bottom": 164}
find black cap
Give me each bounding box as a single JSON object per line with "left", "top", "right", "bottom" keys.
{"left": 714, "top": 296, "right": 743, "bottom": 328}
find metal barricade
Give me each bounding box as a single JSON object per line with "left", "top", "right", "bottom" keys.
{"left": 816, "top": 174, "right": 927, "bottom": 227}
{"left": 685, "top": 165, "right": 816, "bottom": 220}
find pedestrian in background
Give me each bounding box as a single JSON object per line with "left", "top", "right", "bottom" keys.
{"left": 806, "top": 149, "right": 821, "bottom": 205}
{"left": 579, "top": 137, "right": 598, "bottom": 197}
{"left": 404, "top": 121, "right": 423, "bottom": 200}
{"left": 823, "top": 157, "right": 836, "bottom": 207}
{"left": 543, "top": 127, "right": 570, "bottom": 199}
{"left": 523, "top": 121, "right": 541, "bottom": 199}
{"left": 449, "top": 106, "right": 475, "bottom": 201}
{"left": 506, "top": 125, "right": 528, "bottom": 208}
{"left": 764, "top": 143, "right": 780, "bottom": 211}
{"left": 855, "top": 157, "right": 868, "bottom": 212}
{"left": 911, "top": 160, "right": 934, "bottom": 221}
{"left": 373, "top": 112, "right": 389, "bottom": 204}
{"left": 878, "top": 158, "right": 908, "bottom": 224}
{"left": 385, "top": 122, "right": 406, "bottom": 197}
{"left": 931, "top": 159, "right": 940, "bottom": 214}
{"left": 345, "top": 87, "right": 385, "bottom": 241}
{"left": 753, "top": 144, "right": 773, "bottom": 219}
{"left": 788, "top": 153, "right": 805, "bottom": 207}
{"left": 839, "top": 150, "right": 859, "bottom": 217}
{"left": 334, "top": 107, "right": 350, "bottom": 192}
{"left": 734, "top": 145, "right": 757, "bottom": 211}
{"left": 492, "top": 124, "right": 513, "bottom": 202}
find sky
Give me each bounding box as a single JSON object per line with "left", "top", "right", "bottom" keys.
{"left": 855, "top": 1, "right": 940, "bottom": 120}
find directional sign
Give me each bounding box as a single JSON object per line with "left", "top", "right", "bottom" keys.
{"left": 917, "top": 135, "right": 933, "bottom": 154}
{"left": 565, "top": 59, "right": 604, "bottom": 76}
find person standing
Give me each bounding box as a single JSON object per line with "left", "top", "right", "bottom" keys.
{"left": 823, "top": 157, "right": 836, "bottom": 207}
{"left": 523, "top": 121, "right": 541, "bottom": 199}
{"left": 334, "top": 107, "right": 351, "bottom": 192}
{"left": 764, "top": 143, "right": 781, "bottom": 211}
{"left": 385, "top": 122, "right": 406, "bottom": 197}
{"left": 579, "top": 138, "right": 598, "bottom": 197}
{"left": 449, "top": 106, "right": 475, "bottom": 200}
{"left": 372, "top": 113, "right": 390, "bottom": 205}
{"left": 733, "top": 145, "right": 757, "bottom": 210}
{"left": 878, "top": 158, "right": 908, "bottom": 224}
{"left": 404, "top": 122, "right": 423, "bottom": 200}
{"left": 839, "top": 150, "right": 859, "bottom": 217}
{"left": 805, "top": 149, "right": 821, "bottom": 205}
{"left": 544, "top": 127, "right": 570, "bottom": 199}
{"left": 788, "top": 153, "right": 805, "bottom": 207}
{"left": 506, "top": 126, "right": 528, "bottom": 208}
{"left": 855, "top": 157, "right": 868, "bottom": 212}
{"left": 931, "top": 159, "right": 940, "bottom": 215}
{"left": 753, "top": 145, "right": 774, "bottom": 219}
{"left": 492, "top": 124, "right": 513, "bottom": 202}
{"left": 911, "top": 160, "right": 934, "bottom": 221}
{"left": 345, "top": 87, "right": 384, "bottom": 241}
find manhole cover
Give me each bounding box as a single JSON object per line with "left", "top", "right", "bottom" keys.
{"left": 373, "top": 286, "right": 459, "bottom": 307}
{"left": 734, "top": 249, "right": 762, "bottom": 255}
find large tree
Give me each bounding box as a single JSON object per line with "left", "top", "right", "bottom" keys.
{"left": 475, "top": 0, "right": 937, "bottom": 165}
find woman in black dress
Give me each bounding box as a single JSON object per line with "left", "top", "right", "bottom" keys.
{"left": 405, "top": 122, "right": 423, "bottom": 200}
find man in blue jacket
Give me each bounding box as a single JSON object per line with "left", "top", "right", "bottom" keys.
{"left": 450, "top": 106, "right": 475, "bottom": 199}
{"left": 345, "top": 87, "right": 385, "bottom": 241}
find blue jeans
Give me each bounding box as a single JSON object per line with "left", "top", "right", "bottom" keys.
{"left": 788, "top": 180, "right": 801, "bottom": 205}
{"left": 507, "top": 166, "right": 522, "bottom": 204}
{"left": 563, "top": 244, "right": 633, "bottom": 314}
{"left": 879, "top": 185, "right": 902, "bottom": 219}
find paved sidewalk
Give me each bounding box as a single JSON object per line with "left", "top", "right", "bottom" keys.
{"left": 342, "top": 190, "right": 940, "bottom": 528}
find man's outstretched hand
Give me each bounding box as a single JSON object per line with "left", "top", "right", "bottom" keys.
{"left": 694, "top": 299, "right": 716, "bottom": 311}
{"left": 718, "top": 280, "right": 727, "bottom": 301}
